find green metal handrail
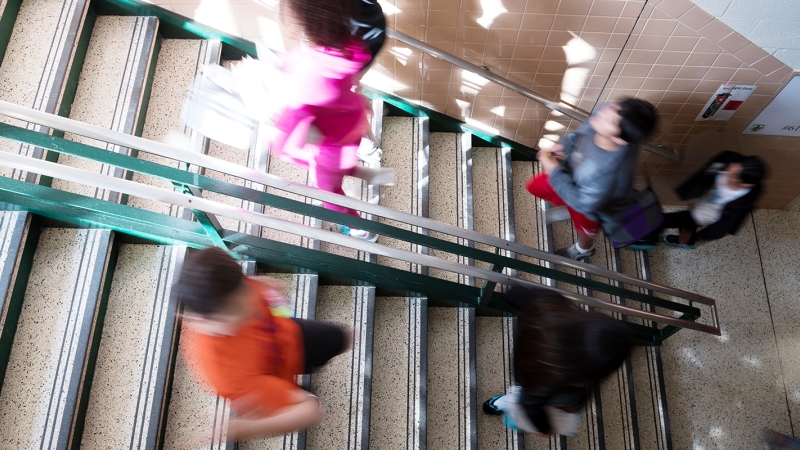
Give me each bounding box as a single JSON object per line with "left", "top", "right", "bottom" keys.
{"left": 0, "top": 105, "right": 720, "bottom": 343}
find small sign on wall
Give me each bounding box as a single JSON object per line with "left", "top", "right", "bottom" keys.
{"left": 743, "top": 75, "right": 800, "bottom": 136}
{"left": 696, "top": 85, "right": 756, "bottom": 121}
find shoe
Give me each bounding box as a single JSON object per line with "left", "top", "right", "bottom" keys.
{"left": 662, "top": 235, "right": 694, "bottom": 249}
{"left": 330, "top": 224, "right": 378, "bottom": 242}
{"left": 627, "top": 240, "right": 656, "bottom": 251}
{"left": 555, "top": 243, "right": 595, "bottom": 261}
{"left": 352, "top": 166, "right": 395, "bottom": 186}
{"left": 762, "top": 428, "right": 800, "bottom": 450}
{"left": 357, "top": 137, "right": 382, "bottom": 164}
{"left": 483, "top": 395, "right": 504, "bottom": 415}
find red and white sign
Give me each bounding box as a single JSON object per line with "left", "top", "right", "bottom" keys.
{"left": 695, "top": 85, "right": 756, "bottom": 121}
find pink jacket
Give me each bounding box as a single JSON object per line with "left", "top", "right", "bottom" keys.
{"left": 272, "top": 40, "right": 371, "bottom": 170}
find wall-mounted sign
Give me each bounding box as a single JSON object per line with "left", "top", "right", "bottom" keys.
{"left": 696, "top": 84, "right": 756, "bottom": 121}
{"left": 743, "top": 75, "right": 800, "bottom": 136}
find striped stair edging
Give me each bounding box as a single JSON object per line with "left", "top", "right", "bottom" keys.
{"left": 605, "top": 245, "right": 641, "bottom": 450}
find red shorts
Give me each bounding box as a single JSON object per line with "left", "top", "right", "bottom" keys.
{"left": 525, "top": 173, "right": 599, "bottom": 239}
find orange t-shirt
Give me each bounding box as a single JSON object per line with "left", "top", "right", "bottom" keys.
{"left": 185, "top": 277, "right": 304, "bottom": 414}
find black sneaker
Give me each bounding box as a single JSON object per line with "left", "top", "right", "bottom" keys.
{"left": 483, "top": 395, "right": 504, "bottom": 415}
{"left": 662, "top": 235, "right": 694, "bottom": 249}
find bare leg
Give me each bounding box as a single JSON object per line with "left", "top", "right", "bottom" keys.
{"left": 577, "top": 233, "right": 595, "bottom": 250}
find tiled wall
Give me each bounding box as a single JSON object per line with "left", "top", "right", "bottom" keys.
{"left": 148, "top": 0, "right": 799, "bottom": 208}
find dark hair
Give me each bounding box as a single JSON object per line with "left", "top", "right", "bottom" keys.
{"left": 504, "top": 286, "right": 632, "bottom": 398}
{"left": 177, "top": 247, "right": 243, "bottom": 316}
{"left": 617, "top": 97, "right": 658, "bottom": 144}
{"left": 503, "top": 286, "right": 631, "bottom": 434}
{"left": 739, "top": 155, "right": 766, "bottom": 185}
{"left": 281, "top": 0, "right": 354, "bottom": 51}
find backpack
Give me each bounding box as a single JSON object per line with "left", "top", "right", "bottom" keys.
{"left": 600, "top": 181, "right": 664, "bottom": 248}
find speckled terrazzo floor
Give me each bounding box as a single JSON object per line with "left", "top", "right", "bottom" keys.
{"left": 643, "top": 210, "right": 800, "bottom": 449}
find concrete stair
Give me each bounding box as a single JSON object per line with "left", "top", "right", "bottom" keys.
{"left": 0, "top": 2, "right": 681, "bottom": 449}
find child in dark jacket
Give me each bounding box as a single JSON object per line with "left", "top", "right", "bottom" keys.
{"left": 482, "top": 286, "right": 631, "bottom": 437}
{"left": 632, "top": 150, "right": 766, "bottom": 249}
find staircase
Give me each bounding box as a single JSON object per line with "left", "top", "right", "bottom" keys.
{"left": 0, "top": 1, "right": 719, "bottom": 449}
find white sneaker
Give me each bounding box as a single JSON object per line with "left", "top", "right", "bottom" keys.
{"left": 330, "top": 224, "right": 378, "bottom": 242}
{"left": 357, "top": 137, "right": 382, "bottom": 164}
{"left": 352, "top": 166, "right": 396, "bottom": 186}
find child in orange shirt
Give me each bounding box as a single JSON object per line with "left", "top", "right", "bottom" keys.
{"left": 177, "top": 247, "right": 350, "bottom": 441}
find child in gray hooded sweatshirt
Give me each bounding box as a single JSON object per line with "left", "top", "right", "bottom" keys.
{"left": 526, "top": 98, "right": 658, "bottom": 261}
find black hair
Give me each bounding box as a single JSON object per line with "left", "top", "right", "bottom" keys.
{"left": 502, "top": 286, "right": 631, "bottom": 434}
{"left": 503, "top": 286, "right": 632, "bottom": 397}
{"left": 281, "top": 0, "right": 354, "bottom": 51}
{"left": 617, "top": 97, "right": 658, "bottom": 144}
{"left": 739, "top": 155, "right": 767, "bottom": 185}
{"left": 177, "top": 247, "right": 243, "bottom": 317}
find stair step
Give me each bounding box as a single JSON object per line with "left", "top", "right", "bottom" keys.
{"left": 471, "top": 147, "right": 521, "bottom": 450}
{"left": 0, "top": 210, "right": 34, "bottom": 387}
{"left": 306, "top": 285, "right": 374, "bottom": 450}
{"left": 370, "top": 296, "right": 427, "bottom": 450}
{"left": 428, "top": 307, "right": 477, "bottom": 449}
{"left": 127, "top": 38, "right": 221, "bottom": 216}
{"left": 369, "top": 116, "right": 428, "bottom": 450}
{"left": 426, "top": 131, "right": 477, "bottom": 449}
{"left": 476, "top": 316, "right": 519, "bottom": 450}
{"left": 54, "top": 15, "right": 158, "bottom": 201}
{"left": 0, "top": 0, "right": 90, "bottom": 183}
{"left": 229, "top": 272, "right": 318, "bottom": 450}
{"left": 81, "top": 244, "right": 184, "bottom": 448}
{"left": 0, "top": 227, "right": 113, "bottom": 448}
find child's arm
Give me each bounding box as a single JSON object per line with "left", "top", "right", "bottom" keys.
{"left": 227, "top": 389, "right": 323, "bottom": 441}
{"left": 547, "top": 168, "right": 616, "bottom": 216}
{"left": 695, "top": 206, "right": 750, "bottom": 241}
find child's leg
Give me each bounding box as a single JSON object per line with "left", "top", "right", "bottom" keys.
{"left": 567, "top": 208, "right": 599, "bottom": 250}
{"left": 526, "top": 173, "right": 598, "bottom": 253}
{"left": 662, "top": 211, "right": 698, "bottom": 244}
{"left": 524, "top": 173, "right": 566, "bottom": 206}
{"left": 310, "top": 145, "right": 362, "bottom": 218}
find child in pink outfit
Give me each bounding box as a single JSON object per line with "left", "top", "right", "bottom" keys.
{"left": 270, "top": 40, "right": 371, "bottom": 219}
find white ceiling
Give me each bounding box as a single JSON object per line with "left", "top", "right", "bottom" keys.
{"left": 690, "top": 0, "right": 800, "bottom": 69}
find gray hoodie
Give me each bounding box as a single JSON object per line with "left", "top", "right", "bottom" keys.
{"left": 547, "top": 121, "right": 639, "bottom": 223}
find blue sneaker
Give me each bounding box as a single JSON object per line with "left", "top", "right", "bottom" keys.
{"left": 330, "top": 224, "right": 379, "bottom": 242}
{"left": 483, "top": 395, "right": 504, "bottom": 415}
